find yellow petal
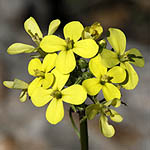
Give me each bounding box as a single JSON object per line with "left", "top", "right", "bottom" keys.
{"left": 102, "top": 83, "right": 121, "bottom": 101}
{"left": 99, "top": 114, "right": 115, "bottom": 138}
{"left": 56, "top": 50, "right": 76, "bottom": 74}
{"left": 82, "top": 78, "right": 102, "bottom": 96}
{"left": 63, "top": 21, "right": 84, "bottom": 41}
{"left": 104, "top": 98, "right": 121, "bottom": 108}
{"left": 46, "top": 99, "right": 64, "bottom": 124}
{"left": 42, "top": 53, "right": 57, "bottom": 72}
{"left": 61, "top": 84, "right": 87, "bottom": 105}
{"left": 110, "top": 109, "right": 123, "bottom": 122}
{"left": 24, "top": 17, "right": 43, "bottom": 40}
{"left": 28, "top": 78, "right": 42, "bottom": 96}
{"left": 125, "top": 48, "right": 145, "bottom": 67}
{"left": 121, "top": 62, "right": 139, "bottom": 90}
{"left": 73, "top": 39, "right": 98, "bottom": 58}
{"left": 28, "top": 58, "right": 42, "bottom": 76}
{"left": 40, "top": 35, "right": 66, "bottom": 53}
{"left": 48, "top": 19, "right": 61, "bottom": 35}
{"left": 107, "top": 28, "right": 126, "bottom": 55}
{"left": 31, "top": 87, "right": 52, "bottom": 107}
{"left": 51, "top": 68, "right": 70, "bottom": 90}
{"left": 42, "top": 73, "right": 54, "bottom": 89}
{"left": 101, "top": 48, "right": 119, "bottom": 68}
{"left": 89, "top": 54, "right": 107, "bottom": 77}
{"left": 7, "top": 43, "right": 35, "bottom": 55}
{"left": 107, "top": 66, "right": 126, "bottom": 83}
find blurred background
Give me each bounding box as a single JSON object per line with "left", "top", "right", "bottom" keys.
{"left": 0, "top": 0, "right": 150, "bottom": 149}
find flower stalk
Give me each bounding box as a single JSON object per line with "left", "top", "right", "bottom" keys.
{"left": 79, "top": 108, "right": 89, "bottom": 150}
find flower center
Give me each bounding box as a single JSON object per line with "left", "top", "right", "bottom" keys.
{"left": 118, "top": 54, "right": 129, "bottom": 63}
{"left": 90, "top": 28, "right": 98, "bottom": 37}
{"left": 100, "top": 75, "right": 113, "bottom": 85}
{"left": 51, "top": 90, "right": 62, "bottom": 99}
{"left": 34, "top": 69, "right": 45, "bottom": 78}
{"left": 65, "top": 38, "right": 74, "bottom": 50}
{"left": 102, "top": 107, "right": 114, "bottom": 117}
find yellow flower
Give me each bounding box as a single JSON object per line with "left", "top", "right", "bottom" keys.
{"left": 31, "top": 69, "right": 87, "bottom": 124}
{"left": 82, "top": 55, "right": 126, "bottom": 101}
{"left": 86, "top": 101, "right": 123, "bottom": 138}
{"left": 101, "top": 28, "right": 144, "bottom": 89}
{"left": 99, "top": 107, "right": 123, "bottom": 138}
{"left": 28, "top": 53, "right": 57, "bottom": 96}
{"left": 7, "top": 17, "right": 60, "bottom": 55}
{"left": 40, "top": 21, "right": 99, "bottom": 74}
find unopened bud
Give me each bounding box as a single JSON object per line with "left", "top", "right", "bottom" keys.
{"left": 78, "top": 59, "right": 88, "bottom": 69}
{"left": 7, "top": 43, "right": 35, "bottom": 55}
{"left": 98, "top": 39, "right": 107, "bottom": 49}
{"left": 82, "top": 22, "right": 103, "bottom": 40}
{"left": 3, "top": 78, "right": 28, "bottom": 90}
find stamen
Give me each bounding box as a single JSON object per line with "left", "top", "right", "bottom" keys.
{"left": 51, "top": 90, "right": 62, "bottom": 99}
{"left": 28, "top": 30, "right": 42, "bottom": 44}
{"left": 34, "top": 69, "right": 45, "bottom": 78}
{"left": 65, "top": 38, "right": 74, "bottom": 50}
{"left": 100, "top": 75, "right": 113, "bottom": 85}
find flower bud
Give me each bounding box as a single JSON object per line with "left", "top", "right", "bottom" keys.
{"left": 48, "top": 19, "right": 61, "bottom": 35}
{"left": 3, "top": 78, "right": 28, "bottom": 90}
{"left": 82, "top": 22, "right": 103, "bottom": 40}
{"left": 78, "top": 59, "right": 88, "bottom": 69}
{"left": 98, "top": 39, "right": 107, "bottom": 49}
{"left": 19, "top": 90, "right": 28, "bottom": 102}
{"left": 7, "top": 43, "right": 35, "bottom": 55}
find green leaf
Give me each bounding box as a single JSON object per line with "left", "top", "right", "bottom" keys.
{"left": 107, "top": 28, "right": 126, "bottom": 55}
{"left": 99, "top": 114, "right": 115, "bottom": 138}
{"left": 125, "top": 48, "right": 145, "bottom": 67}
{"left": 48, "top": 19, "right": 61, "bottom": 35}
{"left": 7, "top": 43, "right": 35, "bottom": 55}
{"left": 86, "top": 104, "right": 100, "bottom": 120}
{"left": 101, "top": 49, "right": 119, "bottom": 68}
{"left": 120, "top": 62, "right": 139, "bottom": 90}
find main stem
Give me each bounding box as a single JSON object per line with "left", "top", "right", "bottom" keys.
{"left": 79, "top": 110, "right": 89, "bottom": 150}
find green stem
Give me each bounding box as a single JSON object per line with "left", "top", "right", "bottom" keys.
{"left": 37, "top": 47, "right": 47, "bottom": 58}
{"left": 69, "top": 107, "right": 80, "bottom": 139}
{"left": 79, "top": 110, "right": 89, "bottom": 150}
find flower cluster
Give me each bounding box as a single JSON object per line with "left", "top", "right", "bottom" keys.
{"left": 3, "top": 17, "right": 144, "bottom": 137}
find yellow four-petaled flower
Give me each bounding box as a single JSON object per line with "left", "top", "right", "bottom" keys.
{"left": 40, "top": 21, "right": 99, "bottom": 74}
{"left": 31, "top": 69, "right": 87, "bottom": 124}
{"left": 82, "top": 55, "right": 126, "bottom": 101}
{"left": 28, "top": 53, "right": 57, "bottom": 96}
